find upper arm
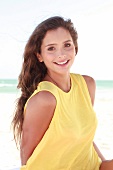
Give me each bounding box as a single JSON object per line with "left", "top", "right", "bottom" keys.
{"left": 20, "top": 91, "right": 56, "bottom": 165}
{"left": 82, "top": 75, "right": 96, "bottom": 106}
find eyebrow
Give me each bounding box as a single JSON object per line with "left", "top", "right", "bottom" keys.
{"left": 45, "top": 40, "right": 72, "bottom": 47}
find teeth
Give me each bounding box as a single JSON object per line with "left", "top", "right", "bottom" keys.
{"left": 56, "top": 60, "right": 68, "bottom": 65}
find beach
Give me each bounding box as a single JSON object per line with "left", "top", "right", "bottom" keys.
{"left": 94, "top": 96, "right": 113, "bottom": 159}
{"left": 0, "top": 80, "right": 113, "bottom": 169}
{"left": 0, "top": 93, "right": 21, "bottom": 170}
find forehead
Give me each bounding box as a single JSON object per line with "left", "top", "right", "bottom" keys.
{"left": 42, "top": 27, "right": 72, "bottom": 44}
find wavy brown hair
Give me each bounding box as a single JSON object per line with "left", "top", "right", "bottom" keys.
{"left": 12, "top": 16, "right": 78, "bottom": 146}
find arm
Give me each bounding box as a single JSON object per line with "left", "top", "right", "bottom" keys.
{"left": 99, "top": 160, "right": 113, "bottom": 170}
{"left": 20, "top": 91, "right": 56, "bottom": 165}
{"left": 93, "top": 142, "right": 105, "bottom": 161}
{"left": 83, "top": 75, "right": 105, "bottom": 161}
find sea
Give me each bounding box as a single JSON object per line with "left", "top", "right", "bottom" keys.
{"left": 0, "top": 79, "right": 113, "bottom": 169}
{"left": 0, "top": 78, "right": 113, "bottom": 97}
{"left": 0, "top": 79, "right": 18, "bottom": 94}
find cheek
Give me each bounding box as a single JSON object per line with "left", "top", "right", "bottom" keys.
{"left": 42, "top": 53, "right": 54, "bottom": 64}
{"left": 68, "top": 48, "right": 75, "bottom": 56}
{"left": 46, "top": 51, "right": 56, "bottom": 59}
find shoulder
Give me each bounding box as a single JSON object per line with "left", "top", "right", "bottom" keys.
{"left": 71, "top": 73, "right": 96, "bottom": 105}
{"left": 82, "top": 75, "right": 96, "bottom": 106}
{"left": 71, "top": 73, "right": 96, "bottom": 88}
{"left": 71, "top": 73, "right": 95, "bottom": 88}
{"left": 23, "top": 91, "right": 56, "bottom": 138}
{"left": 26, "top": 91, "right": 56, "bottom": 113}
{"left": 24, "top": 91, "right": 57, "bottom": 124}
{"left": 82, "top": 75, "right": 96, "bottom": 89}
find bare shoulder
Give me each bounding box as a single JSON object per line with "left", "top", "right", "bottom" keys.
{"left": 37, "top": 90, "right": 57, "bottom": 103}
{"left": 82, "top": 75, "right": 96, "bottom": 105}
{"left": 23, "top": 90, "right": 57, "bottom": 135}
{"left": 27, "top": 90, "right": 56, "bottom": 108}
{"left": 82, "top": 75, "right": 96, "bottom": 89}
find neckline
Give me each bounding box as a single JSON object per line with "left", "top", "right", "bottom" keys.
{"left": 39, "top": 73, "right": 73, "bottom": 95}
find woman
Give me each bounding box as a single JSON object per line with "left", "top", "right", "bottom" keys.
{"left": 12, "top": 16, "right": 113, "bottom": 170}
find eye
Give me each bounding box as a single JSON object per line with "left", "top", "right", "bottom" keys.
{"left": 65, "top": 43, "right": 71, "bottom": 47}
{"left": 47, "top": 46, "right": 55, "bottom": 51}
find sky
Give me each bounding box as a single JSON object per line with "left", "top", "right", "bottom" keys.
{"left": 0, "top": 0, "right": 113, "bottom": 80}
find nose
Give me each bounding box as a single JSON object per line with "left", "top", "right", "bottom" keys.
{"left": 58, "top": 54, "right": 66, "bottom": 59}
{"left": 57, "top": 49, "right": 66, "bottom": 58}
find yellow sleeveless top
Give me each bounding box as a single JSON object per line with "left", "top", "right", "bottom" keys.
{"left": 21, "top": 73, "right": 101, "bottom": 170}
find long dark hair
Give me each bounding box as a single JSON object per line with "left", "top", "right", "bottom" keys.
{"left": 12, "top": 16, "right": 78, "bottom": 146}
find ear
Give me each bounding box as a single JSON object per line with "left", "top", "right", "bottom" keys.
{"left": 36, "top": 53, "right": 43, "bottom": 62}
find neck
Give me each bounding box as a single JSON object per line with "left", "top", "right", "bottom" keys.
{"left": 46, "top": 72, "right": 71, "bottom": 92}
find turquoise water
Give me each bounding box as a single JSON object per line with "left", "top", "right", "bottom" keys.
{"left": 0, "top": 79, "right": 18, "bottom": 93}
{"left": 0, "top": 79, "right": 113, "bottom": 93}
{"left": 96, "top": 80, "right": 113, "bottom": 89}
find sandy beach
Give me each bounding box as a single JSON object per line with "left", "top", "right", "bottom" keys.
{"left": 0, "top": 94, "right": 21, "bottom": 170}
{"left": 0, "top": 91, "right": 113, "bottom": 169}
{"left": 94, "top": 97, "right": 113, "bottom": 159}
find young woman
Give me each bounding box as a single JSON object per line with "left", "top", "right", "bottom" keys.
{"left": 12, "top": 16, "right": 113, "bottom": 170}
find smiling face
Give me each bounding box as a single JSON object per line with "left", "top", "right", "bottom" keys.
{"left": 37, "top": 27, "right": 76, "bottom": 76}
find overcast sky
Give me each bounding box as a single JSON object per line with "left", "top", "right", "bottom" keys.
{"left": 0, "top": 0, "right": 113, "bottom": 80}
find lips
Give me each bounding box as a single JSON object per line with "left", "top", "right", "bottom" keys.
{"left": 55, "top": 60, "right": 69, "bottom": 65}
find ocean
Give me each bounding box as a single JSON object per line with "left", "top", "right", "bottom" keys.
{"left": 0, "top": 79, "right": 113, "bottom": 169}
{"left": 0, "top": 79, "right": 18, "bottom": 94}
{"left": 96, "top": 80, "right": 113, "bottom": 100}
{"left": 0, "top": 79, "right": 113, "bottom": 94}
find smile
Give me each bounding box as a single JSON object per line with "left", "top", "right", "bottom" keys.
{"left": 55, "top": 60, "right": 69, "bottom": 65}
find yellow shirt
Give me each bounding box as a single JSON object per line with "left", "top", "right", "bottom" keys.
{"left": 21, "top": 73, "right": 101, "bottom": 170}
